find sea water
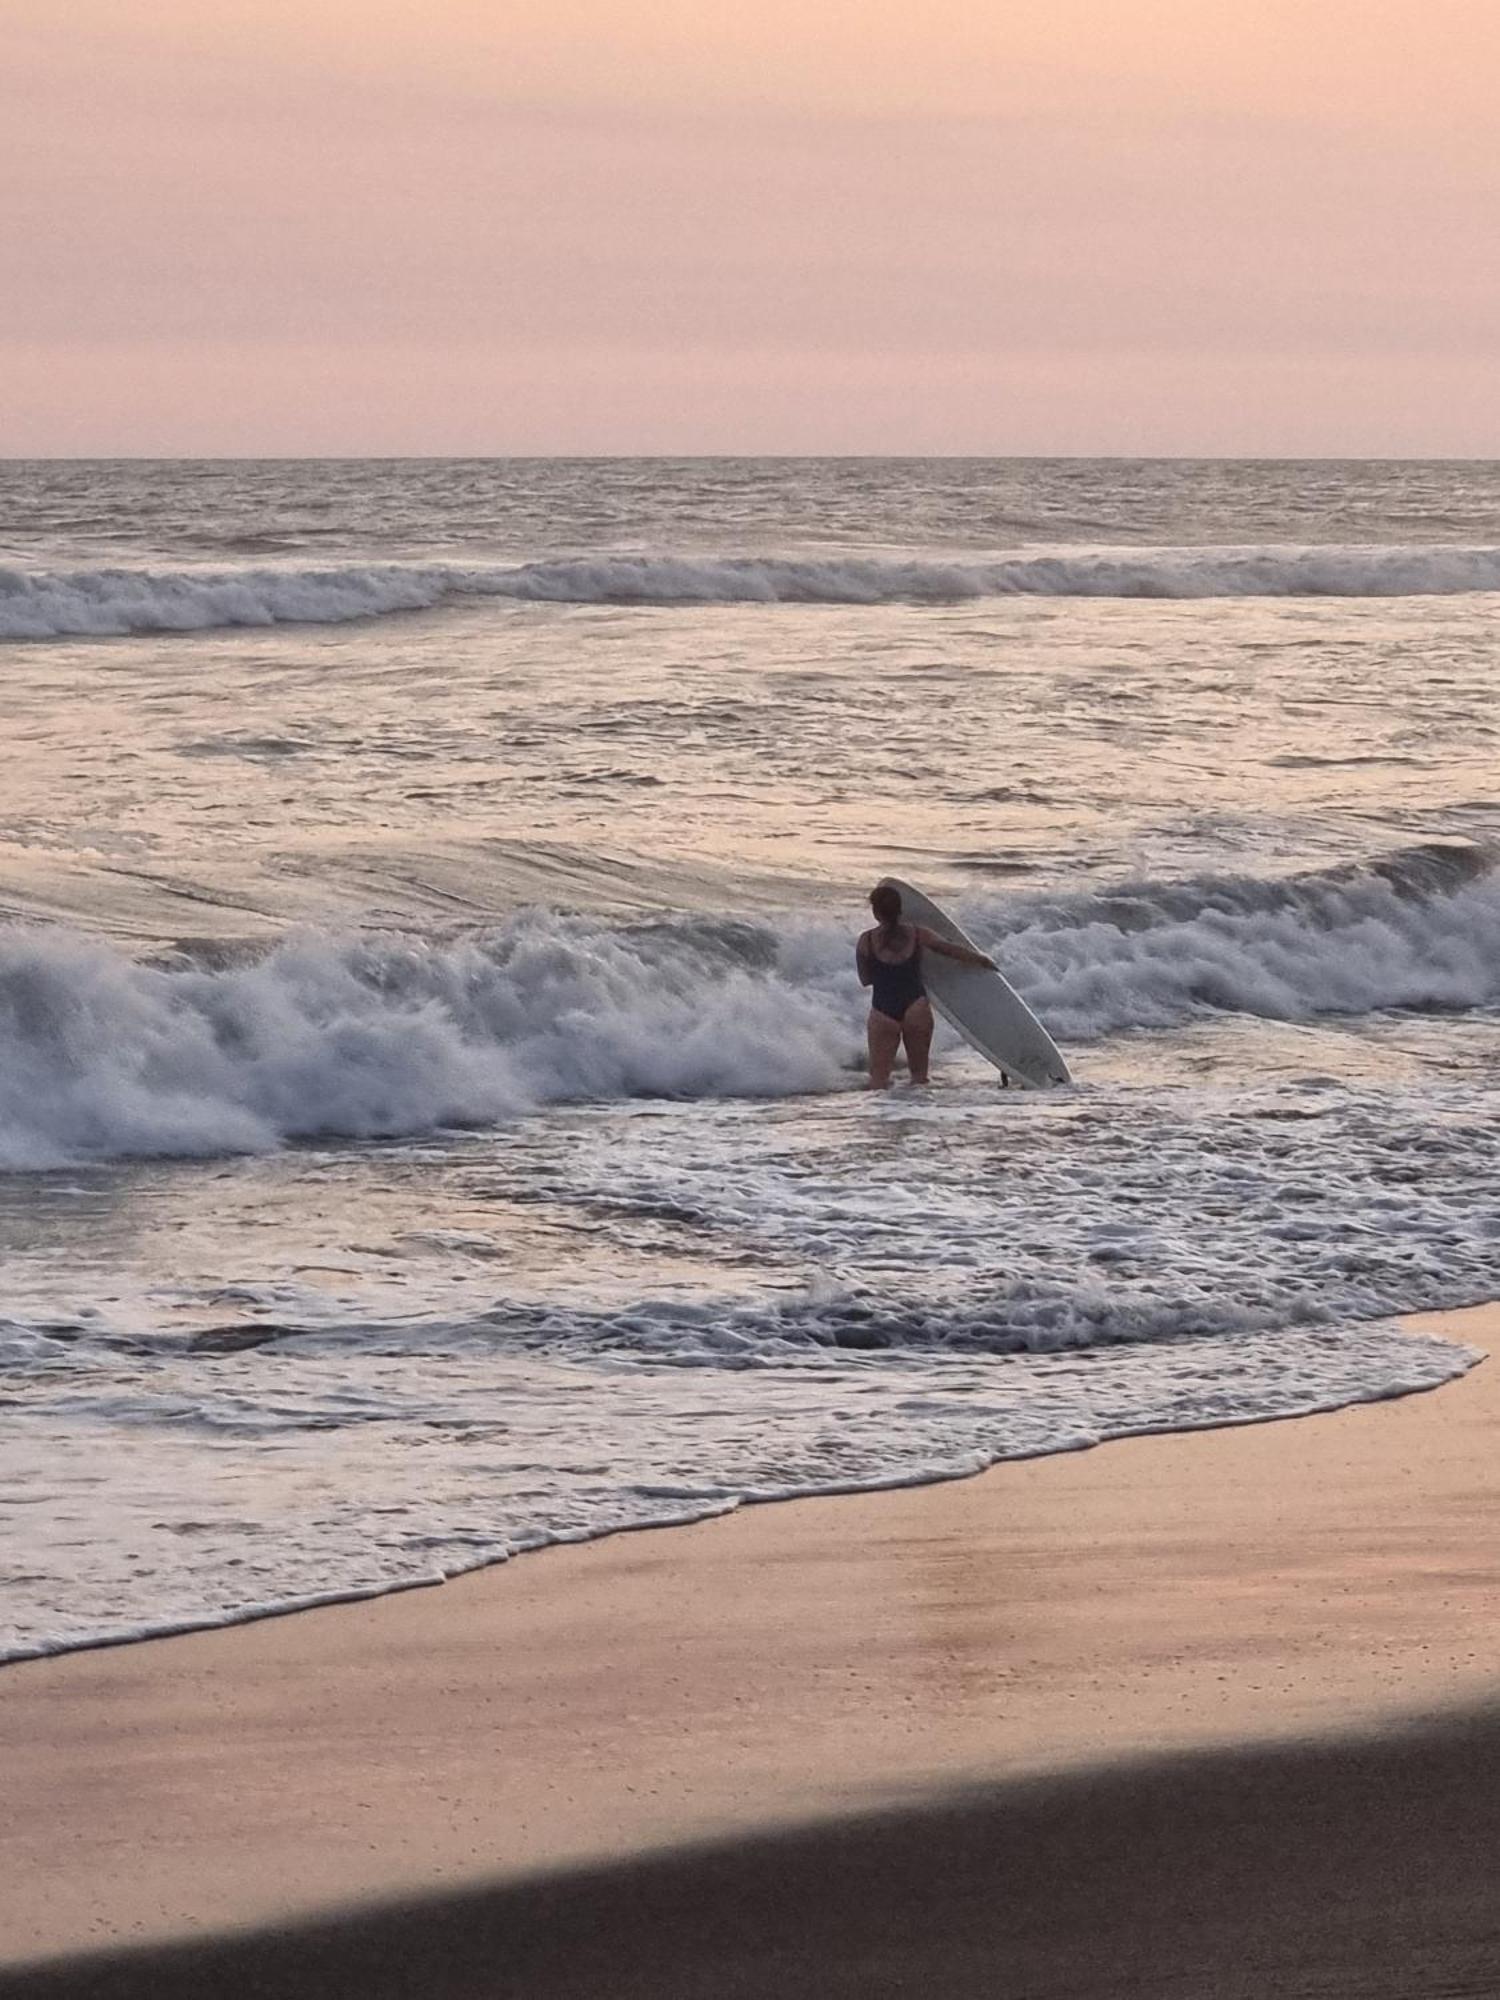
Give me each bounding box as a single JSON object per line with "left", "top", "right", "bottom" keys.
{"left": 1, "top": 458, "right": 1497, "bottom": 1661}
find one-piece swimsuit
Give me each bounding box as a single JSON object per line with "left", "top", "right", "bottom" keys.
{"left": 866, "top": 928, "right": 925, "bottom": 1022}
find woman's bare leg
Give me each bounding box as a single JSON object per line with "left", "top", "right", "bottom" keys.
{"left": 867, "top": 1009, "right": 902, "bottom": 1088}
{"left": 901, "top": 999, "right": 935, "bottom": 1085}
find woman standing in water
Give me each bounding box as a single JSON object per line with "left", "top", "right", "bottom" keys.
{"left": 857, "top": 883, "right": 995, "bottom": 1088}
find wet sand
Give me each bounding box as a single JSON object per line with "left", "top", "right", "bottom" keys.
{"left": 3, "top": 1302, "right": 1499, "bottom": 1996}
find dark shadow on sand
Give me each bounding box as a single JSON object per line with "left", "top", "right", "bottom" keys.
{"left": 8, "top": 1702, "right": 1500, "bottom": 1999}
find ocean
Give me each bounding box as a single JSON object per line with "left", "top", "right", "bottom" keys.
{"left": 2, "top": 457, "right": 1497, "bottom": 1663}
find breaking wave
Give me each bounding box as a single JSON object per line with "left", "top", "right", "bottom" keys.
{"left": 0, "top": 845, "right": 1495, "bottom": 1169}
{"left": 7, "top": 544, "right": 1500, "bottom": 638}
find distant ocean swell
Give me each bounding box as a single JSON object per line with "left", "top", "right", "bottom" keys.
{"left": 7, "top": 545, "right": 1500, "bottom": 637}
{"left": 0, "top": 844, "right": 1494, "bottom": 1169}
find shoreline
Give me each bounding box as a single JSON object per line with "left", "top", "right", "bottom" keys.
{"left": 4, "top": 1300, "right": 1499, "bottom": 1984}
{"left": 7, "top": 1305, "right": 1484, "bottom": 1675}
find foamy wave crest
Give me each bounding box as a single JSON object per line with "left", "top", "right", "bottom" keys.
{"left": 7, "top": 543, "right": 1500, "bottom": 638}
{"left": 980, "top": 843, "right": 1500, "bottom": 1041}
{"left": 0, "top": 919, "right": 853, "bottom": 1170}
{"left": 495, "top": 547, "right": 1500, "bottom": 605}
{"left": 0, "top": 846, "right": 1495, "bottom": 1168}
{"left": 0, "top": 563, "right": 457, "bottom": 639}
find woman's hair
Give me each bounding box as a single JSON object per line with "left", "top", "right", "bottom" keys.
{"left": 869, "top": 883, "right": 902, "bottom": 930}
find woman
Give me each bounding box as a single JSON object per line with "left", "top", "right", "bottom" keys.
{"left": 857, "top": 884, "right": 995, "bottom": 1088}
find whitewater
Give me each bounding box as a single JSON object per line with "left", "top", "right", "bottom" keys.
{"left": 9, "top": 545, "right": 1500, "bottom": 640}
{"left": 2, "top": 456, "right": 1498, "bottom": 1663}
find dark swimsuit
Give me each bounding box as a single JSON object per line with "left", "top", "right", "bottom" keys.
{"left": 864, "top": 927, "right": 926, "bottom": 1022}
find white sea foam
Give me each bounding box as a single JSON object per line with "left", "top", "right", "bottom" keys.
{"left": 990, "top": 843, "right": 1500, "bottom": 1041}
{"left": 0, "top": 849, "right": 1495, "bottom": 1169}
{"left": 0, "top": 918, "right": 850, "bottom": 1169}
{"left": 6, "top": 1052, "right": 1493, "bottom": 1657}
{"left": 4, "top": 856, "right": 1496, "bottom": 1662}
{"left": 1, "top": 1314, "right": 1480, "bottom": 1664}
{"left": 7, "top": 544, "right": 1500, "bottom": 638}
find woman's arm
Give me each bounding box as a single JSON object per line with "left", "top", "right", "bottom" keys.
{"left": 855, "top": 931, "right": 875, "bottom": 987}
{"left": 917, "top": 926, "right": 995, "bottom": 971}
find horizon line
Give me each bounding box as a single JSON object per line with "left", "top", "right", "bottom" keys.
{"left": 6, "top": 451, "right": 1500, "bottom": 467}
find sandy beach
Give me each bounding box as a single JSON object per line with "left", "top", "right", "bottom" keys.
{"left": 4, "top": 1299, "right": 1500, "bottom": 1997}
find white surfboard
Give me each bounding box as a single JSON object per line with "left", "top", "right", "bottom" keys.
{"left": 878, "top": 877, "right": 1071, "bottom": 1089}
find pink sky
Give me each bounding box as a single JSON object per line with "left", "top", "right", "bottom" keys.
{"left": 5, "top": 0, "right": 1498, "bottom": 455}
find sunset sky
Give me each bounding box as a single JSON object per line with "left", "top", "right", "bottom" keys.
{"left": 6, "top": 0, "right": 1498, "bottom": 455}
